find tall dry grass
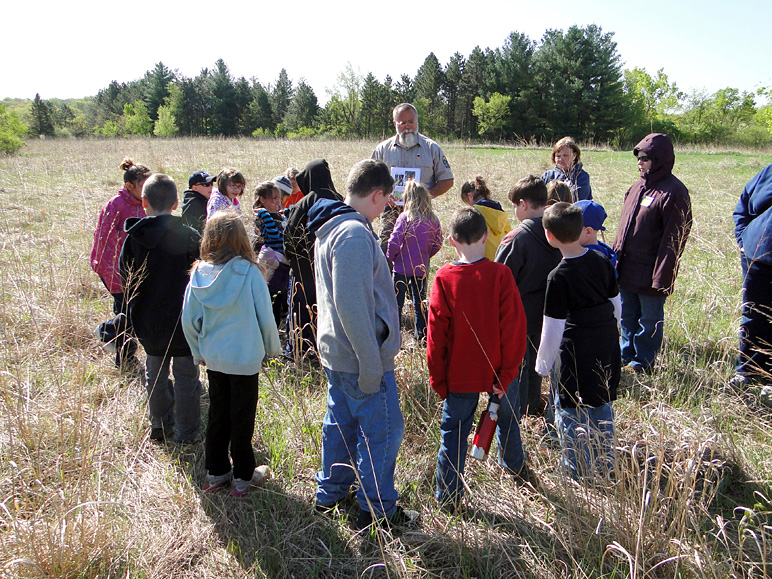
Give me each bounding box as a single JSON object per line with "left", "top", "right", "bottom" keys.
{"left": 0, "top": 137, "right": 770, "bottom": 578}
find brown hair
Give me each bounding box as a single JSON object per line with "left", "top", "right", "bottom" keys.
{"left": 508, "top": 175, "right": 547, "bottom": 207}
{"left": 216, "top": 167, "right": 246, "bottom": 197}
{"left": 551, "top": 136, "right": 581, "bottom": 164}
{"left": 120, "top": 158, "right": 151, "bottom": 186}
{"left": 546, "top": 180, "right": 575, "bottom": 205}
{"left": 543, "top": 202, "right": 583, "bottom": 243}
{"left": 199, "top": 211, "right": 256, "bottom": 266}
{"left": 449, "top": 206, "right": 487, "bottom": 245}
{"left": 253, "top": 181, "right": 280, "bottom": 210}
{"left": 346, "top": 159, "right": 394, "bottom": 198}
{"left": 142, "top": 173, "right": 177, "bottom": 212}
{"left": 460, "top": 176, "right": 491, "bottom": 203}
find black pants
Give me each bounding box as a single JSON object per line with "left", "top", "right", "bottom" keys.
{"left": 205, "top": 370, "right": 259, "bottom": 481}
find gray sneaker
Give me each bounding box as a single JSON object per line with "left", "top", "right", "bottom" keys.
{"left": 231, "top": 465, "right": 271, "bottom": 497}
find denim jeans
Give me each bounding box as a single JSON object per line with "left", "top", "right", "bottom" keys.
{"left": 394, "top": 273, "right": 428, "bottom": 339}
{"left": 495, "top": 378, "right": 525, "bottom": 473}
{"left": 145, "top": 354, "right": 201, "bottom": 441}
{"left": 436, "top": 382, "right": 524, "bottom": 505}
{"left": 206, "top": 371, "right": 260, "bottom": 481}
{"left": 316, "top": 369, "right": 404, "bottom": 518}
{"left": 555, "top": 401, "right": 615, "bottom": 479}
{"left": 737, "top": 255, "right": 772, "bottom": 380}
{"left": 620, "top": 289, "right": 667, "bottom": 371}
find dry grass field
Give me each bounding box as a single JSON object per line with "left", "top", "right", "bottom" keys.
{"left": 0, "top": 137, "right": 771, "bottom": 578}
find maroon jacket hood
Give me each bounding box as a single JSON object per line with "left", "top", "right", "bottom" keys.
{"left": 634, "top": 133, "right": 674, "bottom": 185}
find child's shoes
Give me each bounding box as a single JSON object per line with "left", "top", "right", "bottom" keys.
{"left": 230, "top": 465, "right": 271, "bottom": 497}
{"left": 203, "top": 471, "right": 232, "bottom": 493}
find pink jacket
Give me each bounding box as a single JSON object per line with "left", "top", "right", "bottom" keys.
{"left": 90, "top": 188, "right": 145, "bottom": 294}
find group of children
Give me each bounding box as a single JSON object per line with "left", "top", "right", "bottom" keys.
{"left": 89, "top": 155, "right": 623, "bottom": 521}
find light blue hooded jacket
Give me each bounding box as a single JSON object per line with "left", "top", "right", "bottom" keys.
{"left": 182, "top": 256, "right": 281, "bottom": 375}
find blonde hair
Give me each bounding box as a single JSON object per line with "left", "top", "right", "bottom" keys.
{"left": 403, "top": 180, "right": 437, "bottom": 223}
{"left": 198, "top": 211, "right": 256, "bottom": 267}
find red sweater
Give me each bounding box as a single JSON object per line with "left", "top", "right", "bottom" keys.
{"left": 427, "top": 259, "right": 527, "bottom": 399}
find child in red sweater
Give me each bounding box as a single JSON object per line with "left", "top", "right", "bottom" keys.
{"left": 427, "top": 207, "right": 527, "bottom": 512}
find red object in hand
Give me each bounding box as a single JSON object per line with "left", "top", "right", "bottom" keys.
{"left": 470, "top": 398, "right": 500, "bottom": 461}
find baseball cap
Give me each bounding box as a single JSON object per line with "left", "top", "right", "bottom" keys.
{"left": 189, "top": 171, "right": 215, "bottom": 188}
{"left": 574, "top": 200, "right": 607, "bottom": 231}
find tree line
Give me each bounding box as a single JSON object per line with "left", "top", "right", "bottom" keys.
{"left": 2, "top": 25, "right": 771, "bottom": 155}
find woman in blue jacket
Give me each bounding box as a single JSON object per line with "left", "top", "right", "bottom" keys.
{"left": 541, "top": 136, "right": 592, "bottom": 201}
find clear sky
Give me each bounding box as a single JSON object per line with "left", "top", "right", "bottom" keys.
{"left": 3, "top": 0, "right": 769, "bottom": 104}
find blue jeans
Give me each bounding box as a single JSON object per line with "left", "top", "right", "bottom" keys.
{"left": 620, "top": 289, "right": 667, "bottom": 371}
{"left": 145, "top": 354, "right": 201, "bottom": 441}
{"left": 436, "top": 382, "right": 524, "bottom": 505}
{"left": 394, "top": 273, "right": 428, "bottom": 339}
{"left": 555, "top": 401, "right": 615, "bottom": 479}
{"left": 316, "top": 369, "right": 404, "bottom": 518}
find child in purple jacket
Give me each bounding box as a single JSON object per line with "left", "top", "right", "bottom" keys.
{"left": 386, "top": 181, "right": 443, "bottom": 340}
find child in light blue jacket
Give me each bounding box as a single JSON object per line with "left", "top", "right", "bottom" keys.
{"left": 182, "top": 211, "right": 281, "bottom": 497}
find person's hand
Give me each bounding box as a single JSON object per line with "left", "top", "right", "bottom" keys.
{"left": 492, "top": 383, "right": 505, "bottom": 397}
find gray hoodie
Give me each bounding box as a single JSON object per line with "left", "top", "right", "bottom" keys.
{"left": 313, "top": 209, "right": 401, "bottom": 393}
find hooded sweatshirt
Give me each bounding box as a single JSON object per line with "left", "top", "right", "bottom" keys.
{"left": 612, "top": 133, "right": 692, "bottom": 296}
{"left": 475, "top": 198, "right": 511, "bottom": 261}
{"left": 284, "top": 159, "right": 342, "bottom": 296}
{"left": 120, "top": 214, "right": 201, "bottom": 357}
{"left": 181, "top": 189, "right": 208, "bottom": 234}
{"left": 181, "top": 257, "right": 281, "bottom": 375}
{"left": 495, "top": 216, "right": 562, "bottom": 333}
{"left": 309, "top": 198, "right": 401, "bottom": 394}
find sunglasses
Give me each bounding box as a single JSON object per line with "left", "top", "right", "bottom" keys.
{"left": 637, "top": 155, "right": 651, "bottom": 162}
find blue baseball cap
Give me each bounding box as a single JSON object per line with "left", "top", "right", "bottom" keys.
{"left": 574, "top": 200, "right": 607, "bottom": 231}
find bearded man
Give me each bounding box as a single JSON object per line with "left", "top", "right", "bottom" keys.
{"left": 372, "top": 103, "right": 454, "bottom": 254}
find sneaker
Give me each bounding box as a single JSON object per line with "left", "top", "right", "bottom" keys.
{"left": 149, "top": 427, "right": 168, "bottom": 443}
{"left": 356, "top": 505, "right": 420, "bottom": 530}
{"left": 729, "top": 373, "right": 749, "bottom": 389}
{"left": 203, "top": 471, "right": 232, "bottom": 493}
{"left": 93, "top": 325, "right": 117, "bottom": 354}
{"left": 230, "top": 465, "right": 271, "bottom": 497}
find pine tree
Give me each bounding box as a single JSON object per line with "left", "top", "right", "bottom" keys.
{"left": 143, "top": 62, "right": 175, "bottom": 121}
{"left": 29, "top": 93, "right": 55, "bottom": 136}
{"left": 271, "top": 69, "right": 294, "bottom": 128}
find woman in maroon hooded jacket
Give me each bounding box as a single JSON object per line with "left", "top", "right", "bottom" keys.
{"left": 612, "top": 133, "right": 692, "bottom": 373}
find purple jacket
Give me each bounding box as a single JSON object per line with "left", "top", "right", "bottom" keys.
{"left": 612, "top": 133, "right": 692, "bottom": 296}
{"left": 386, "top": 213, "right": 443, "bottom": 277}
{"left": 90, "top": 188, "right": 146, "bottom": 294}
